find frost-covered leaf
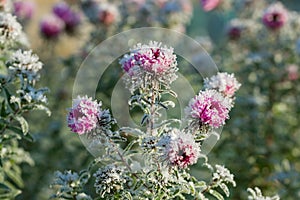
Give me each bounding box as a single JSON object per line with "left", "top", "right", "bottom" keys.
{"left": 15, "top": 116, "right": 28, "bottom": 135}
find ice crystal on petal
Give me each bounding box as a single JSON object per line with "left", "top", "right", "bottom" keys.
{"left": 186, "top": 90, "right": 232, "bottom": 128}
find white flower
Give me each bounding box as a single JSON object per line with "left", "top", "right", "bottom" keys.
{"left": 0, "top": 12, "right": 22, "bottom": 46}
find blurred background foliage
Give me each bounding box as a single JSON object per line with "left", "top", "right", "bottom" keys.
{"left": 2, "top": 0, "right": 299, "bottom": 199}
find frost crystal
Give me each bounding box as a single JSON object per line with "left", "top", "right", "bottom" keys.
{"left": 186, "top": 89, "right": 232, "bottom": 128}
{"left": 204, "top": 72, "right": 241, "bottom": 97}
{"left": 213, "top": 165, "right": 236, "bottom": 187}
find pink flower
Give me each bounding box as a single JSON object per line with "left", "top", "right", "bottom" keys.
{"left": 186, "top": 90, "right": 232, "bottom": 128}
{"left": 262, "top": 2, "right": 288, "bottom": 30}
{"left": 204, "top": 72, "right": 241, "bottom": 97}
{"left": 40, "top": 14, "right": 65, "bottom": 39}
{"left": 201, "top": 0, "right": 220, "bottom": 12}
{"left": 120, "top": 41, "right": 177, "bottom": 75}
{"left": 97, "top": 3, "right": 119, "bottom": 26}
{"left": 165, "top": 130, "right": 200, "bottom": 168}
{"left": 13, "top": 1, "right": 35, "bottom": 21}
{"left": 286, "top": 65, "right": 298, "bottom": 81}
{"left": 67, "top": 96, "right": 102, "bottom": 135}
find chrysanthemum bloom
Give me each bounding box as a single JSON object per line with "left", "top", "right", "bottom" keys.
{"left": 53, "top": 2, "right": 81, "bottom": 32}
{"left": 98, "top": 3, "right": 119, "bottom": 26}
{"left": 165, "top": 130, "right": 200, "bottom": 168}
{"left": 13, "top": 1, "right": 35, "bottom": 21}
{"left": 120, "top": 41, "right": 178, "bottom": 92}
{"left": 186, "top": 90, "right": 232, "bottom": 128}
{"left": 286, "top": 65, "right": 298, "bottom": 81}
{"left": 201, "top": 0, "right": 220, "bottom": 12}
{"left": 204, "top": 72, "right": 241, "bottom": 97}
{"left": 67, "top": 96, "right": 102, "bottom": 135}
{"left": 262, "top": 2, "right": 288, "bottom": 30}
{"left": 0, "top": 13, "right": 22, "bottom": 46}
{"left": 93, "top": 165, "right": 126, "bottom": 197}
{"left": 40, "top": 14, "right": 64, "bottom": 39}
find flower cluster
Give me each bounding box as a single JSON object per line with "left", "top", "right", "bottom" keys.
{"left": 186, "top": 89, "right": 233, "bottom": 128}
{"left": 67, "top": 96, "right": 102, "bottom": 135}
{"left": 0, "top": 12, "right": 22, "bottom": 47}
{"left": 204, "top": 72, "right": 241, "bottom": 97}
{"left": 163, "top": 129, "right": 200, "bottom": 168}
{"left": 120, "top": 41, "right": 178, "bottom": 92}
{"left": 93, "top": 165, "right": 126, "bottom": 197}
{"left": 7, "top": 50, "right": 43, "bottom": 82}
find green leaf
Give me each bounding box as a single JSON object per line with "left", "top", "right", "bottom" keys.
{"left": 0, "top": 183, "right": 10, "bottom": 193}
{"left": 15, "top": 116, "right": 29, "bottom": 135}
{"left": 4, "top": 168, "right": 24, "bottom": 188}
{"left": 209, "top": 189, "right": 225, "bottom": 200}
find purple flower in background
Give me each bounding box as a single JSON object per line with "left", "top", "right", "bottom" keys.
{"left": 53, "top": 2, "right": 81, "bottom": 32}
{"left": 201, "top": 0, "right": 220, "bottom": 12}
{"left": 13, "top": 1, "right": 35, "bottom": 21}
{"left": 262, "top": 2, "right": 288, "bottom": 30}
{"left": 40, "top": 14, "right": 64, "bottom": 39}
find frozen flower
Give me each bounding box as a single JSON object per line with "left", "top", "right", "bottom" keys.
{"left": 227, "top": 19, "right": 245, "bottom": 40}
{"left": 247, "top": 187, "right": 280, "bottom": 200}
{"left": 201, "top": 0, "right": 220, "bottom": 12}
{"left": 164, "top": 129, "right": 200, "bottom": 168}
{"left": 0, "top": 12, "right": 22, "bottom": 46}
{"left": 204, "top": 72, "right": 241, "bottom": 97}
{"left": 212, "top": 165, "right": 236, "bottom": 187}
{"left": 53, "top": 170, "right": 79, "bottom": 186}
{"left": 53, "top": 2, "right": 81, "bottom": 32}
{"left": 40, "top": 14, "right": 64, "bottom": 39}
{"left": 120, "top": 41, "right": 178, "bottom": 92}
{"left": 7, "top": 50, "right": 43, "bottom": 82}
{"left": 262, "top": 2, "right": 288, "bottom": 30}
{"left": 97, "top": 3, "right": 119, "bottom": 26}
{"left": 67, "top": 96, "right": 102, "bottom": 135}
{"left": 93, "top": 165, "right": 126, "bottom": 197}
{"left": 286, "top": 65, "right": 298, "bottom": 81}
{"left": 186, "top": 89, "right": 232, "bottom": 128}
{"left": 13, "top": 1, "right": 35, "bottom": 21}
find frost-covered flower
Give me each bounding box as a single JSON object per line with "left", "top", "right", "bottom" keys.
{"left": 286, "top": 65, "right": 298, "bottom": 81}
{"left": 247, "top": 187, "right": 280, "bottom": 200}
{"left": 53, "top": 2, "right": 81, "bottom": 32}
{"left": 97, "top": 3, "right": 119, "bottom": 26}
{"left": 201, "top": 0, "right": 220, "bottom": 12}
{"left": 186, "top": 89, "right": 232, "bottom": 128}
{"left": 67, "top": 96, "right": 102, "bottom": 135}
{"left": 227, "top": 19, "right": 245, "bottom": 40}
{"left": 7, "top": 50, "right": 43, "bottom": 82}
{"left": 120, "top": 41, "right": 178, "bottom": 92}
{"left": 40, "top": 14, "right": 64, "bottom": 39}
{"left": 163, "top": 129, "right": 200, "bottom": 168}
{"left": 93, "top": 165, "right": 126, "bottom": 197}
{"left": 13, "top": 1, "right": 35, "bottom": 21}
{"left": 0, "top": 12, "right": 22, "bottom": 46}
{"left": 262, "top": 2, "right": 288, "bottom": 30}
{"left": 212, "top": 165, "right": 236, "bottom": 187}
{"left": 204, "top": 72, "right": 241, "bottom": 97}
